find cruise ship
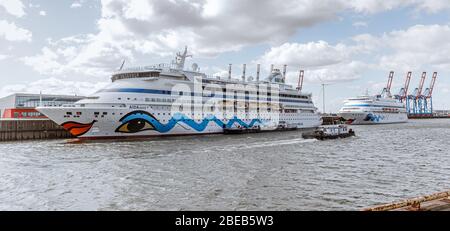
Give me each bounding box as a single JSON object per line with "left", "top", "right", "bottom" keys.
{"left": 338, "top": 94, "right": 408, "bottom": 125}
{"left": 37, "top": 47, "right": 322, "bottom": 139}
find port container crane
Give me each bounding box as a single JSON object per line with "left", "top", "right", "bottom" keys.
{"left": 416, "top": 72, "right": 427, "bottom": 99}
{"left": 421, "top": 72, "right": 438, "bottom": 115}
{"left": 381, "top": 71, "right": 394, "bottom": 98}
{"left": 407, "top": 72, "right": 438, "bottom": 117}
{"left": 423, "top": 72, "right": 437, "bottom": 98}
{"left": 407, "top": 72, "right": 427, "bottom": 115}
{"left": 395, "top": 71, "right": 411, "bottom": 103}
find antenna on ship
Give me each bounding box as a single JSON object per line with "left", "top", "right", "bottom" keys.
{"left": 118, "top": 59, "right": 126, "bottom": 71}
{"left": 282, "top": 65, "right": 287, "bottom": 83}
{"left": 256, "top": 64, "right": 261, "bottom": 82}
{"left": 39, "top": 91, "right": 42, "bottom": 107}
{"left": 242, "top": 64, "right": 246, "bottom": 82}
{"left": 228, "top": 64, "right": 232, "bottom": 80}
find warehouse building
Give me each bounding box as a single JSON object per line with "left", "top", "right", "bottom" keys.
{"left": 0, "top": 93, "right": 84, "bottom": 119}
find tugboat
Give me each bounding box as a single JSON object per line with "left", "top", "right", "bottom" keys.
{"left": 302, "top": 124, "right": 355, "bottom": 140}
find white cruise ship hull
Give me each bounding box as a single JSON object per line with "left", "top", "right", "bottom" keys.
{"left": 339, "top": 112, "right": 408, "bottom": 125}
{"left": 37, "top": 106, "right": 322, "bottom": 139}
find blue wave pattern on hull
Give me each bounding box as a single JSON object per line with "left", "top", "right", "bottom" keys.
{"left": 120, "top": 111, "right": 263, "bottom": 133}
{"left": 364, "top": 113, "right": 385, "bottom": 122}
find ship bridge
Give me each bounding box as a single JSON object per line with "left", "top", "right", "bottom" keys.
{"left": 111, "top": 66, "right": 162, "bottom": 82}
{"left": 111, "top": 46, "right": 196, "bottom": 82}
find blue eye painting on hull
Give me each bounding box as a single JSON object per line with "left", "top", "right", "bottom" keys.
{"left": 116, "top": 110, "right": 263, "bottom": 133}
{"left": 363, "top": 113, "right": 385, "bottom": 122}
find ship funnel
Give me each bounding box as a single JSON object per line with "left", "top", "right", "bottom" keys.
{"left": 242, "top": 64, "right": 247, "bottom": 82}
{"left": 256, "top": 64, "right": 261, "bottom": 82}
{"left": 297, "top": 70, "right": 304, "bottom": 91}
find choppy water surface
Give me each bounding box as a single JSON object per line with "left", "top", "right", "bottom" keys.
{"left": 0, "top": 119, "right": 449, "bottom": 210}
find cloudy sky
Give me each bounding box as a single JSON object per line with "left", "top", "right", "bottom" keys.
{"left": 1, "top": 0, "right": 450, "bottom": 112}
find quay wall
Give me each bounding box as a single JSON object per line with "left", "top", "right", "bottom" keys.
{"left": 0, "top": 119, "right": 73, "bottom": 141}
{"left": 408, "top": 115, "right": 450, "bottom": 119}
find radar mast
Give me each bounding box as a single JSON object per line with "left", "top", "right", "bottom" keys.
{"left": 174, "top": 46, "right": 192, "bottom": 70}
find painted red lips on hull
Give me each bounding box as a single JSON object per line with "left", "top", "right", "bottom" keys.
{"left": 345, "top": 119, "right": 355, "bottom": 125}
{"left": 61, "top": 121, "right": 97, "bottom": 137}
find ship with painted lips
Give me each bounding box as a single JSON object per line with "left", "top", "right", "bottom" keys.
{"left": 37, "top": 47, "right": 322, "bottom": 139}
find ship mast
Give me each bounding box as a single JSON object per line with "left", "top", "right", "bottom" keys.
{"left": 175, "top": 46, "right": 192, "bottom": 70}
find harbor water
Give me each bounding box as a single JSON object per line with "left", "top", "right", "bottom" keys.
{"left": 0, "top": 119, "right": 449, "bottom": 210}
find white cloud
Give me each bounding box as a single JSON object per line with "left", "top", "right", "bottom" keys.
{"left": 252, "top": 23, "right": 450, "bottom": 85}
{"left": 256, "top": 42, "right": 353, "bottom": 68}
{"left": 346, "top": 1, "right": 409, "bottom": 14}
{"left": 22, "top": 47, "right": 65, "bottom": 75}
{"left": 0, "top": 0, "right": 25, "bottom": 17}
{"left": 99, "top": 0, "right": 350, "bottom": 55}
{"left": 22, "top": 34, "right": 134, "bottom": 77}
{"left": 413, "top": 0, "right": 450, "bottom": 13}
{"left": 70, "top": 1, "right": 83, "bottom": 9}
{"left": 39, "top": 10, "right": 46, "bottom": 16}
{"left": 303, "top": 61, "right": 367, "bottom": 83}
{"left": 28, "top": 3, "right": 40, "bottom": 8}
{"left": 24, "top": 0, "right": 351, "bottom": 77}
{"left": 0, "top": 54, "right": 8, "bottom": 60}
{"left": 265, "top": 24, "right": 450, "bottom": 89}
{"left": 22, "top": 0, "right": 450, "bottom": 79}
{"left": 0, "top": 20, "right": 32, "bottom": 42}
{"left": 255, "top": 41, "right": 368, "bottom": 83}
{"left": 360, "top": 24, "right": 450, "bottom": 72}
{"left": 345, "top": 0, "right": 450, "bottom": 14}
{"left": 353, "top": 21, "right": 368, "bottom": 28}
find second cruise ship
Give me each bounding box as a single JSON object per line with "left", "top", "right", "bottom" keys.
{"left": 338, "top": 95, "right": 408, "bottom": 124}
{"left": 339, "top": 71, "right": 408, "bottom": 125}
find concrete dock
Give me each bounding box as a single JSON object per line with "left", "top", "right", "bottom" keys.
{"left": 0, "top": 119, "right": 73, "bottom": 141}
{"left": 364, "top": 190, "right": 450, "bottom": 211}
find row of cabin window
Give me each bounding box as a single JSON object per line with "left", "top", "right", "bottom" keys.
{"left": 66, "top": 112, "right": 83, "bottom": 115}
{"left": 63, "top": 108, "right": 311, "bottom": 118}
{"left": 14, "top": 112, "right": 43, "bottom": 117}
{"left": 112, "top": 72, "right": 160, "bottom": 81}
{"left": 116, "top": 95, "right": 309, "bottom": 103}
{"left": 200, "top": 85, "right": 309, "bottom": 99}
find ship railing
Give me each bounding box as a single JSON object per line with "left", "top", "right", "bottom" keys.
{"left": 117, "top": 63, "right": 176, "bottom": 73}
{"left": 205, "top": 75, "right": 226, "bottom": 80}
